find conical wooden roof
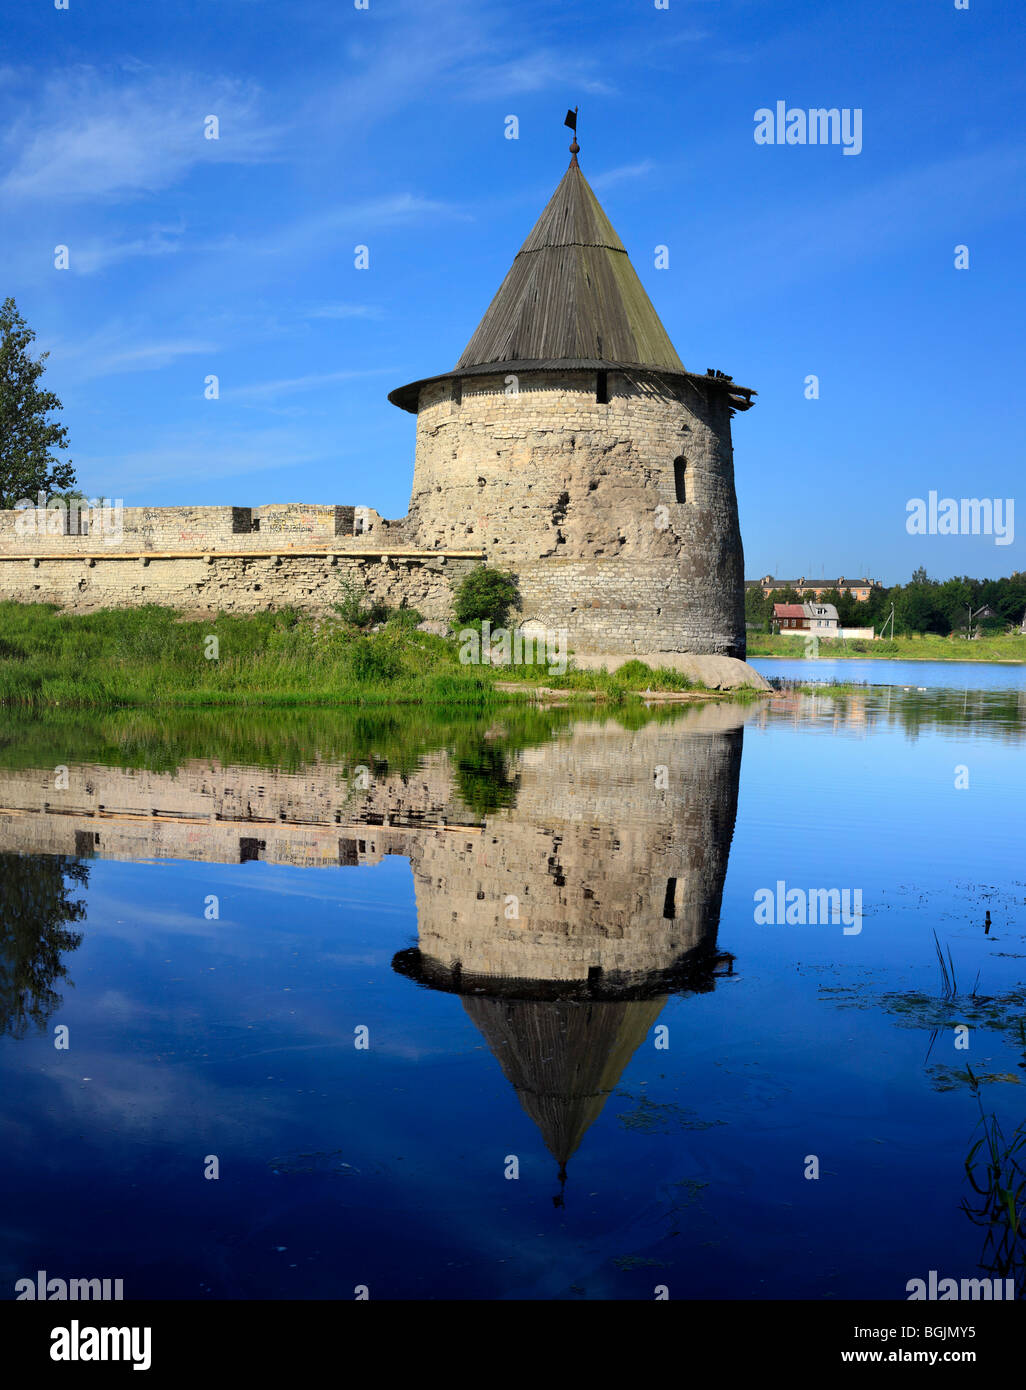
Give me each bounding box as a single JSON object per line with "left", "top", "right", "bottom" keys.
{"left": 388, "top": 158, "right": 755, "bottom": 413}
{"left": 454, "top": 161, "right": 685, "bottom": 373}
{"left": 461, "top": 995, "right": 667, "bottom": 1168}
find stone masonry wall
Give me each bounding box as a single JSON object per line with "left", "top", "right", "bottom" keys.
{"left": 0, "top": 549, "right": 477, "bottom": 619}
{"left": 0, "top": 502, "right": 413, "bottom": 555}
{"left": 0, "top": 500, "right": 472, "bottom": 617}
{"left": 407, "top": 370, "right": 746, "bottom": 657}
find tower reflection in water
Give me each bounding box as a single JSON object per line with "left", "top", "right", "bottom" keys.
{"left": 393, "top": 703, "right": 747, "bottom": 1199}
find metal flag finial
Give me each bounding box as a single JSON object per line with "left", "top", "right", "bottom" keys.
{"left": 565, "top": 106, "right": 579, "bottom": 163}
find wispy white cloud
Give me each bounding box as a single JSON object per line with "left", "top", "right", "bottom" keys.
{"left": 589, "top": 159, "right": 655, "bottom": 191}
{"left": 306, "top": 302, "right": 385, "bottom": 321}
{"left": 218, "top": 193, "right": 468, "bottom": 262}
{"left": 84, "top": 340, "right": 217, "bottom": 378}
{"left": 462, "top": 48, "right": 614, "bottom": 99}
{"left": 101, "top": 341, "right": 216, "bottom": 369}
{"left": 55, "top": 189, "right": 453, "bottom": 276}
{"left": 64, "top": 225, "right": 188, "bottom": 274}
{"left": 229, "top": 367, "right": 395, "bottom": 402}
{"left": 0, "top": 66, "right": 282, "bottom": 202}
{"left": 47, "top": 319, "right": 218, "bottom": 381}
{"left": 712, "top": 143, "right": 1026, "bottom": 303}
{"left": 74, "top": 426, "right": 340, "bottom": 491}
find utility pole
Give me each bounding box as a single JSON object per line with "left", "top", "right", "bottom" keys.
{"left": 967, "top": 604, "right": 986, "bottom": 642}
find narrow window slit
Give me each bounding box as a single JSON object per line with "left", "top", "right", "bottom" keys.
{"left": 663, "top": 877, "right": 678, "bottom": 919}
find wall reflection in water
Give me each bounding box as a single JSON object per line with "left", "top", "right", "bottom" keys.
{"left": 0, "top": 703, "right": 749, "bottom": 1187}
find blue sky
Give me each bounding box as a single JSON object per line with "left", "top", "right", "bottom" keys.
{"left": 2, "top": 0, "right": 1023, "bottom": 584}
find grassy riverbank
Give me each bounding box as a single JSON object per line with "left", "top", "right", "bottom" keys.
{"left": 0, "top": 602, "right": 738, "bottom": 710}
{"left": 746, "top": 631, "right": 1026, "bottom": 663}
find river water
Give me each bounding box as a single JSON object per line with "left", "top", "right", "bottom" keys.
{"left": 751, "top": 655, "right": 1026, "bottom": 691}
{"left": 1, "top": 679, "right": 1023, "bottom": 1300}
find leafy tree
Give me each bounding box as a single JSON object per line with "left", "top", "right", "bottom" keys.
{"left": 994, "top": 574, "right": 1026, "bottom": 626}
{"left": 935, "top": 576, "right": 976, "bottom": 631}
{"left": 891, "top": 580, "right": 949, "bottom": 635}
{"left": 861, "top": 585, "right": 891, "bottom": 631}
{"left": 744, "top": 584, "right": 772, "bottom": 627}
{"left": 0, "top": 852, "right": 87, "bottom": 1039}
{"left": 453, "top": 567, "right": 519, "bottom": 626}
{"left": 0, "top": 298, "right": 76, "bottom": 508}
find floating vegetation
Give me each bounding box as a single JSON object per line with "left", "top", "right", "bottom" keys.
{"left": 267, "top": 1149, "right": 376, "bottom": 1177}
{"left": 669, "top": 1178, "right": 709, "bottom": 1211}
{"left": 874, "top": 986, "right": 1026, "bottom": 1047}
{"left": 819, "top": 972, "right": 1026, "bottom": 1048}
{"left": 818, "top": 938, "right": 1026, "bottom": 1094}
{"left": 611, "top": 1255, "right": 671, "bottom": 1271}
{"left": 928, "top": 1066, "right": 1021, "bottom": 1093}
{"left": 615, "top": 1091, "right": 727, "bottom": 1134}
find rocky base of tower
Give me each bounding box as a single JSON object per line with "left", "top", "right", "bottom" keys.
{"left": 570, "top": 651, "right": 770, "bottom": 691}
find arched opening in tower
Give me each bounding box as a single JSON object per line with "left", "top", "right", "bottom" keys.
{"left": 674, "top": 456, "right": 687, "bottom": 504}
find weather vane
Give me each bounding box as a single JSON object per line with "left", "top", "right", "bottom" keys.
{"left": 565, "top": 106, "right": 579, "bottom": 163}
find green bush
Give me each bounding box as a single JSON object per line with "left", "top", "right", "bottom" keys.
{"left": 347, "top": 634, "right": 404, "bottom": 682}
{"left": 453, "top": 567, "right": 519, "bottom": 627}
{"left": 334, "top": 580, "right": 390, "bottom": 629}
{"left": 386, "top": 607, "right": 423, "bottom": 630}
{"left": 616, "top": 659, "right": 654, "bottom": 683}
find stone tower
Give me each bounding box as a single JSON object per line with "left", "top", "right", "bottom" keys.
{"left": 389, "top": 132, "right": 756, "bottom": 659}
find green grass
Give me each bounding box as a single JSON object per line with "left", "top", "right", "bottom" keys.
{"left": 746, "top": 631, "right": 1026, "bottom": 662}
{"left": 0, "top": 602, "right": 503, "bottom": 709}
{"left": 0, "top": 602, "right": 739, "bottom": 710}
{"left": 498, "top": 655, "right": 710, "bottom": 701}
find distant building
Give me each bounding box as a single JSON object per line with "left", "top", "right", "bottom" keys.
{"left": 773, "top": 603, "right": 807, "bottom": 630}
{"left": 773, "top": 601, "right": 840, "bottom": 634}
{"left": 750, "top": 575, "right": 882, "bottom": 601}
{"left": 805, "top": 602, "right": 839, "bottom": 633}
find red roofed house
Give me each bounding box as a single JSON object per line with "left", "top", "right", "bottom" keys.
{"left": 773, "top": 603, "right": 807, "bottom": 631}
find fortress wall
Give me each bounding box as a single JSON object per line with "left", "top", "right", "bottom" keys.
{"left": 0, "top": 712, "right": 745, "bottom": 985}
{"left": 0, "top": 549, "right": 477, "bottom": 618}
{"left": 0, "top": 812, "right": 367, "bottom": 868}
{"left": 408, "top": 371, "right": 746, "bottom": 656}
{"left": 0, "top": 503, "right": 358, "bottom": 553}
{"left": 0, "top": 752, "right": 465, "bottom": 868}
